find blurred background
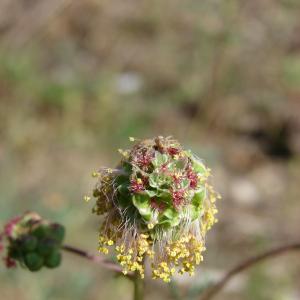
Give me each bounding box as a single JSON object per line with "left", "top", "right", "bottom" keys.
{"left": 0, "top": 0, "right": 300, "bottom": 299}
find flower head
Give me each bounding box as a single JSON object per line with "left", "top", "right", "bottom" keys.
{"left": 0, "top": 212, "right": 65, "bottom": 271}
{"left": 89, "top": 136, "right": 220, "bottom": 281}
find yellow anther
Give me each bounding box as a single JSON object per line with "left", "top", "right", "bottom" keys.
{"left": 83, "top": 195, "right": 91, "bottom": 202}
{"left": 147, "top": 223, "right": 154, "bottom": 229}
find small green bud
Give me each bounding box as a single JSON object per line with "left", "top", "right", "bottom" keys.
{"left": 24, "top": 253, "right": 44, "bottom": 271}
{"left": 20, "top": 235, "right": 38, "bottom": 252}
{"left": 49, "top": 223, "right": 65, "bottom": 244}
{"left": 32, "top": 224, "right": 50, "bottom": 239}
{"left": 37, "top": 238, "right": 57, "bottom": 256}
{"left": 44, "top": 251, "right": 62, "bottom": 269}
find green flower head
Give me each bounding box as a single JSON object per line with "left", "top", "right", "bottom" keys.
{"left": 0, "top": 212, "right": 65, "bottom": 271}
{"left": 88, "top": 136, "right": 220, "bottom": 282}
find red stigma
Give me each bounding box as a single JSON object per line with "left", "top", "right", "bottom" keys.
{"left": 171, "top": 189, "right": 185, "bottom": 207}
{"left": 167, "top": 147, "right": 180, "bottom": 157}
{"left": 130, "top": 178, "right": 145, "bottom": 193}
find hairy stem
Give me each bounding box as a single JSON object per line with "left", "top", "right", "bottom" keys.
{"left": 62, "top": 244, "right": 126, "bottom": 274}
{"left": 199, "top": 242, "right": 300, "bottom": 300}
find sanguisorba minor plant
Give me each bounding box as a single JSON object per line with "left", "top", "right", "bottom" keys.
{"left": 0, "top": 136, "right": 220, "bottom": 294}
{"left": 2, "top": 136, "right": 300, "bottom": 300}
{"left": 86, "top": 136, "right": 220, "bottom": 282}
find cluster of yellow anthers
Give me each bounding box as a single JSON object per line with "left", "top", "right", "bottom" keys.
{"left": 87, "top": 137, "right": 221, "bottom": 282}
{"left": 201, "top": 182, "right": 219, "bottom": 235}
{"left": 152, "top": 235, "right": 205, "bottom": 282}
{"left": 98, "top": 233, "right": 209, "bottom": 282}
{"left": 90, "top": 170, "right": 114, "bottom": 215}
{"left": 99, "top": 234, "right": 154, "bottom": 278}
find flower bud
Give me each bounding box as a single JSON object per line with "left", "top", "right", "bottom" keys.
{"left": 0, "top": 212, "right": 65, "bottom": 272}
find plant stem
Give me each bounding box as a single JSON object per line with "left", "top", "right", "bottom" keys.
{"left": 62, "top": 244, "right": 128, "bottom": 275}
{"left": 133, "top": 272, "right": 144, "bottom": 300}
{"left": 199, "top": 242, "right": 300, "bottom": 300}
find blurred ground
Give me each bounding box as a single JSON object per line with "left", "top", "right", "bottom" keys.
{"left": 0, "top": 1, "right": 300, "bottom": 300}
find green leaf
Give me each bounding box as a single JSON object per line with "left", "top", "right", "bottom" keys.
{"left": 132, "top": 194, "right": 152, "bottom": 221}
